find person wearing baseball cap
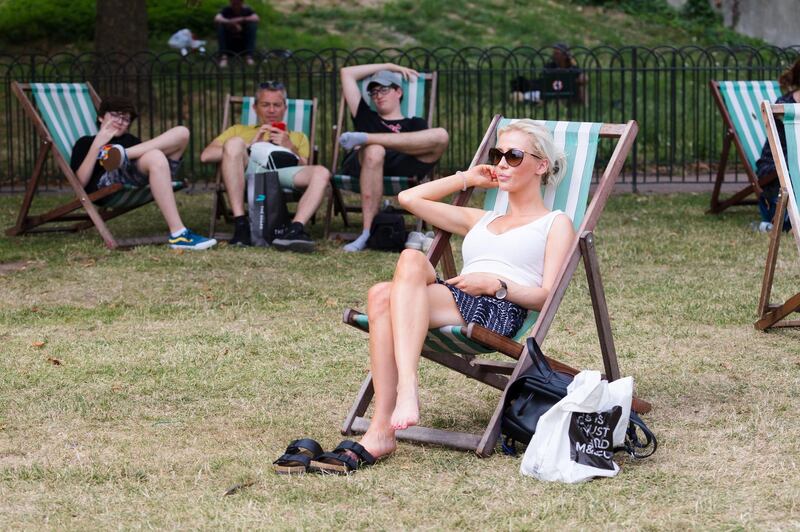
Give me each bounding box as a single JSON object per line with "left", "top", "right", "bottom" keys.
{"left": 338, "top": 62, "right": 449, "bottom": 252}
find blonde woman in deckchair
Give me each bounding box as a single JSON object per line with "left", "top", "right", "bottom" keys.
{"left": 311, "top": 120, "right": 575, "bottom": 473}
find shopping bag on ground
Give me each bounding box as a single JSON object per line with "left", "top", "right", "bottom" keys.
{"left": 520, "top": 370, "right": 633, "bottom": 483}
{"left": 247, "top": 171, "right": 289, "bottom": 247}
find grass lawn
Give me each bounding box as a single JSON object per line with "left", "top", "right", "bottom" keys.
{"left": 0, "top": 190, "right": 798, "bottom": 529}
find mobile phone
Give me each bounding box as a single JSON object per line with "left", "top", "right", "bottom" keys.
{"left": 271, "top": 121, "right": 287, "bottom": 131}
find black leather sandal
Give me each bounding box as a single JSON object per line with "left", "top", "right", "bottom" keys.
{"left": 272, "top": 438, "right": 324, "bottom": 475}
{"left": 309, "top": 440, "right": 376, "bottom": 475}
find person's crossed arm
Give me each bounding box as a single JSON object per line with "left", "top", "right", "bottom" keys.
{"left": 340, "top": 62, "right": 419, "bottom": 117}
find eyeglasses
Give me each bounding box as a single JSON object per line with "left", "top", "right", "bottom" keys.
{"left": 108, "top": 112, "right": 132, "bottom": 124}
{"left": 258, "top": 81, "right": 285, "bottom": 90}
{"left": 368, "top": 85, "right": 396, "bottom": 98}
{"left": 488, "top": 147, "right": 541, "bottom": 167}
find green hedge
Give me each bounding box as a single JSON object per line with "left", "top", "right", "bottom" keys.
{"left": 0, "top": 0, "right": 220, "bottom": 44}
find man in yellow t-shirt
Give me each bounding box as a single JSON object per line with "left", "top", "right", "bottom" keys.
{"left": 201, "top": 82, "right": 330, "bottom": 251}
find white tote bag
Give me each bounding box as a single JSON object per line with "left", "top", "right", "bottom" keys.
{"left": 520, "top": 370, "right": 633, "bottom": 483}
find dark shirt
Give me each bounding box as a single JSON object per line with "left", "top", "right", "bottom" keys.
{"left": 219, "top": 5, "right": 255, "bottom": 19}
{"left": 756, "top": 91, "right": 796, "bottom": 179}
{"left": 351, "top": 98, "right": 427, "bottom": 134}
{"left": 70, "top": 133, "right": 140, "bottom": 193}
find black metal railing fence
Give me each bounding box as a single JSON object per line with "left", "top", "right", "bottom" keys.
{"left": 1, "top": 45, "right": 798, "bottom": 192}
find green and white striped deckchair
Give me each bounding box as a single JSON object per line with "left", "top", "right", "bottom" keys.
{"left": 341, "top": 115, "right": 650, "bottom": 456}
{"left": 6, "top": 81, "right": 184, "bottom": 249}
{"left": 324, "top": 72, "right": 437, "bottom": 234}
{"left": 708, "top": 80, "right": 782, "bottom": 214}
{"left": 755, "top": 101, "right": 800, "bottom": 330}
{"left": 208, "top": 94, "right": 318, "bottom": 237}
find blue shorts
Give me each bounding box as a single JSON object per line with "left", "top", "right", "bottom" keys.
{"left": 436, "top": 277, "right": 527, "bottom": 338}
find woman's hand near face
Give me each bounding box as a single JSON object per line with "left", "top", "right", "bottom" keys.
{"left": 445, "top": 273, "right": 499, "bottom": 297}
{"left": 464, "top": 164, "right": 498, "bottom": 190}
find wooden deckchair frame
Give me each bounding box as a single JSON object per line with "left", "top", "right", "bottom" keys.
{"left": 208, "top": 94, "right": 319, "bottom": 239}
{"left": 6, "top": 81, "right": 185, "bottom": 249}
{"left": 708, "top": 80, "right": 778, "bottom": 214}
{"left": 755, "top": 102, "right": 800, "bottom": 331}
{"left": 341, "top": 115, "right": 650, "bottom": 457}
{"left": 323, "top": 72, "right": 438, "bottom": 238}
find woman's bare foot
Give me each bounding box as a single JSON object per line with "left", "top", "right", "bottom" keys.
{"left": 358, "top": 430, "right": 397, "bottom": 460}
{"left": 390, "top": 383, "right": 420, "bottom": 430}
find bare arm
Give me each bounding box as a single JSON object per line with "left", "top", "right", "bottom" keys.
{"left": 398, "top": 164, "right": 497, "bottom": 236}
{"left": 339, "top": 62, "right": 419, "bottom": 117}
{"left": 445, "top": 214, "right": 575, "bottom": 311}
{"left": 215, "top": 12, "right": 259, "bottom": 25}
{"left": 200, "top": 139, "right": 223, "bottom": 163}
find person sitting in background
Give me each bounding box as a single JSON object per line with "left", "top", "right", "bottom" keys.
{"left": 752, "top": 57, "right": 800, "bottom": 232}
{"left": 338, "top": 62, "right": 449, "bottom": 252}
{"left": 200, "top": 82, "right": 330, "bottom": 252}
{"left": 510, "top": 43, "right": 587, "bottom": 105}
{"left": 215, "top": 0, "right": 260, "bottom": 67}
{"left": 70, "top": 95, "right": 216, "bottom": 250}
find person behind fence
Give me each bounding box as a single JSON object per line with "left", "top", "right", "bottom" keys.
{"left": 200, "top": 81, "right": 330, "bottom": 252}
{"left": 70, "top": 95, "right": 217, "bottom": 250}
{"left": 215, "top": 0, "right": 260, "bottom": 67}
{"left": 337, "top": 62, "right": 449, "bottom": 252}
{"left": 310, "top": 120, "right": 574, "bottom": 473}
{"left": 752, "top": 57, "right": 800, "bottom": 233}
{"left": 510, "top": 43, "right": 587, "bottom": 105}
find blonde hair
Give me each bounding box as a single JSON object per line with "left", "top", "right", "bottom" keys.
{"left": 497, "top": 119, "right": 567, "bottom": 186}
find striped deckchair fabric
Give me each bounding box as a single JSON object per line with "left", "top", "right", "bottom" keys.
{"left": 31, "top": 83, "right": 98, "bottom": 162}
{"left": 717, "top": 81, "right": 781, "bottom": 170}
{"left": 755, "top": 101, "right": 800, "bottom": 331}
{"left": 7, "top": 81, "right": 184, "bottom": 249}
{"left": 708, "top": 80, "right": 782, "bottom": 214}
{"left": 347, "top": 119, "right": 602, "bottom": 356}
{"left": 775, "top": 104, "right": 800, "bottom": 246}
{"left": 331, "top": 73, "right": 432, "bottom": 196}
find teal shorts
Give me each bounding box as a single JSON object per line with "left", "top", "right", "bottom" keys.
{"left": 245, "top": 160, "right": 304, "bottom": 189}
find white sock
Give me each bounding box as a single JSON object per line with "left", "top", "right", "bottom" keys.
{"left": 343, "top": 229, "right": 370, "bottom": 252}
{"left": 170, "top": 227, "right": 187, "bottom": 238}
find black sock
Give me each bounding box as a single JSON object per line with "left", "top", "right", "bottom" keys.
{"left": 290, "top": 221, "right": 304, "bottom": 232}
{"left": 234, "top": 215, "right": 248, "bottom": 227}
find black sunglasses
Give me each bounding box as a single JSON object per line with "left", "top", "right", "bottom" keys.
{"left": 488, "top": 147, "right": 541, "bottom": 167}
{"left": 259, "top": 80, "right": 285, "bottom": 90}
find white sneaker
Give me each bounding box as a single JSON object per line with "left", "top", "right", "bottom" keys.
{"left": 405, "top": 231, "right": 435, "bottom": 252}
{"left": 749, "top": 221, "right": 773, "bottom": 233}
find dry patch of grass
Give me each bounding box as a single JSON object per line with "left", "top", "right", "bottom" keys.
{"left": 0, "top": 191, "right": 799, "bottom": 529}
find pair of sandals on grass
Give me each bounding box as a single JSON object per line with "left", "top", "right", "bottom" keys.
{"left": 273, "top": 438, "right": 377, "bottom": 475}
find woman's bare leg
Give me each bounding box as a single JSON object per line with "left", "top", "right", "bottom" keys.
{"left": 389, "top": 250, "right": 464, "bottom": 430}
{"left": 357, "top": 282, "right": 400, "bottom": 459}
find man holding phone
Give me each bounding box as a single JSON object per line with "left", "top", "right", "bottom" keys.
{"left": 201, "top": 82, "right": 330, "bottom": 251}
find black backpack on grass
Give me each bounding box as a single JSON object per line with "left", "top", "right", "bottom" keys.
{"left": 367, "top": 205, "right": 407, "bottom": 252}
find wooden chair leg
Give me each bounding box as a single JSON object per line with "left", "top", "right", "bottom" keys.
{"left": 580, "top": 231, "right": 621, "bottom": 381}
{"left": 341, "top": 373, "right": 374, "bottom": 436}
{"left": 755, "top": 190, "right": 800, "bottom": 330}
{"left": 708, "top": 133, "right": 732, "bottom": 214}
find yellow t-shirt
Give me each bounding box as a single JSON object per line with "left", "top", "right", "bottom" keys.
{"left": 212, "top": 124, "right": 310, "bottom": 160}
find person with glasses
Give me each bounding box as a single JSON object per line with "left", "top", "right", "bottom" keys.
{"left": 338, "top": 62, "right": 449, "bottom": 252}
{"left": 317, "top": 120, "right": 573, "bottom": 472}
{"left": 200, "top": 82, "right": 331, "bottom": 251}
{"left": 70, "top": 95, "right": 216, "bottom": 250}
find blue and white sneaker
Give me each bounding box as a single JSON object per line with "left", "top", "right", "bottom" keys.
{"left": 168, "top": 228, "right": 217, "bottom": 250}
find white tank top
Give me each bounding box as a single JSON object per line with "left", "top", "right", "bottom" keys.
{"left": 460, "top": 210, "right": 565, "bottom": 287}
